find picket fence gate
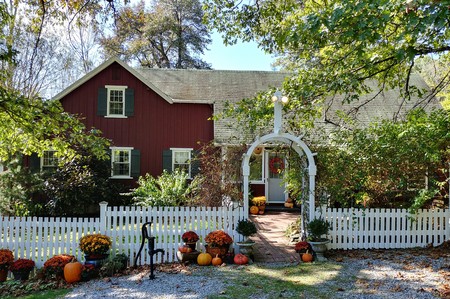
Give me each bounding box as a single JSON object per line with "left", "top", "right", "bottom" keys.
{"left": 0, "top": 202, "right": 245, "bottom": 268}
{"left": 316, "top": 208, "right": 450, "bottom": 250}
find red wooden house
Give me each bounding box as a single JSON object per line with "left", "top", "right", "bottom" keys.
{"left": 52, "top": 58, "right": 287, "bottom": 189}
{"left": 49, "top": 57, "right": 440, "bottom": 205}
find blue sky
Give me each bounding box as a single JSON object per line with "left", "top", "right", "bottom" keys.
{"left": 202, "top": 31, "right": 276, "bottom": 71}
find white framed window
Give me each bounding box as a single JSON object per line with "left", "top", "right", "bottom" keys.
{"left": 171, "top": 148, "right": 192, "bottom": 177}
{"left": 111, "top": 147, "right": 133, "bottom": 178}
{"left": 249, "top": 153, "right": 264, "bottom": 183}
{"left": 41, "top": 150, "right": 58, "bottom": 171}
{"left": 106, "top": 85, "right": 127, "bottom": 118}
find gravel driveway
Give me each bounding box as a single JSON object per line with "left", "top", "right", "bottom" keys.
{"left": 64, "top": 248, "right": 450, "bottom": 299}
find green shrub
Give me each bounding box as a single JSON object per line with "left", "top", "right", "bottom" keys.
{"left": 132, "top": 169, "right": 196, "bottom": 206}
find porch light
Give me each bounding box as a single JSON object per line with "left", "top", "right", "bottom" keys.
{"left": 271, "top": 90, "right": 289, "bottom": 104}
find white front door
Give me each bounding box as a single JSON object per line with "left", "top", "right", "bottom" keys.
{"left": 265, "top": 151, "right": 286, "bottom": 203}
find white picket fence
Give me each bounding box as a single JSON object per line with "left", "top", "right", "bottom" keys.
{"left": 316, "top": 208, "right": 450, "bottom": 250}
{"left": 2, "top": 204, "right": 449, "bottom": 268}
{"left": 0, "top": 202, "right": 245, "bottom": 268}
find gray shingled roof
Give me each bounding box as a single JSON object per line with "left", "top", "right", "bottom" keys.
{"left": 136, "top": 68, "right": 289, "bottom": 103}
{"left": 136, "top": 68, "right": 441, "bottom": 143}
{"left": 54, "top": 57, "right": 440, "bottom": 144}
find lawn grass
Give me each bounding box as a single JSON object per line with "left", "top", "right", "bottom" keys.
{"left": 196, "top": 262, "right": 352, "bottom": 298}
{"left": 2, "top": 289, "right": 71, "bottom": 299}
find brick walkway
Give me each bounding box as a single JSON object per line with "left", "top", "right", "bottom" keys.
{"left": 250, "top": 211, "right": 302, "bottom": 263}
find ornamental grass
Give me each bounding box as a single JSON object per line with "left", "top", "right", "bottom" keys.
{"left": 0, "top": 249, "right": 14, "bottom": 270}
{"left": 205, "top": 230, "right": 233, "bottom": 247}
{"left": 79, "top": 233, "right": 112, "bottom": 255}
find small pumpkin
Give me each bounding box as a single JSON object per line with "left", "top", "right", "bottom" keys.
{"left": 301, "top": 250, "right": 313, "bottom": 263}
{"left": 249, "top": 206, "right": 259, "bottom": 215}
{"left": 284, "top": 202, "right": 294, "bottom": 208}
{"left": 64, "top": 260, "right": 83, "bottom": 283}
{"left": 178, "top": 246, "right": 192, "bottom": 253}
{"left": 197, "top": 252, "right": 212, "bottom": 266}
{"left": 233, "top": 253, "right": 249, "bottom": 265}
{"left": 211, "top": 254, "right": 222, "bottom": 266}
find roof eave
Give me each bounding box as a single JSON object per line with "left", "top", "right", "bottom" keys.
{"left": 52, "top": 57, "right": 174, "bottom": 104}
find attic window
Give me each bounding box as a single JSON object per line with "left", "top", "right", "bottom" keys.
{"left": 107, "top": 85, "right": 126, "bottom": 117}
{"left": 98, "top": 86, "right": 134, "bottom": 118}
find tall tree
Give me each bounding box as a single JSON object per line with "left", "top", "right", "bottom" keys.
{"left": 100, "top": 0, "right": 211, "bottom": 68}
{"left": 0, "top": 2, "right": 110, "bottom": 161}
{"left": 204, "top": 0, "right": 449, "bottom": 124}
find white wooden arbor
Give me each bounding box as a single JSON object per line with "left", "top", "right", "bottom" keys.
{"left": 241, "top": 91, "right": 317, "bottom": 222}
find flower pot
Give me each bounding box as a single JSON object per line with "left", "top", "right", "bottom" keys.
{"left": 176, "top": 251, "right": 200, "bottom": 264}
{"left": 205, "top": 244, "right": 229, "bottom": 259}
{"left": 309, "top": 240, "right": 330, "bottom": 261}
{"left": 185, "top": 242, "right": 197, "bottom": 251}
{"left": 258, "top": 205, "right": 265, "bottom": 214}
{"left": 0, "top": 269, "right": 7, "bottom": 282}
{"left": 12, "top": 269, "right": 31, "bottom": 281}
{"left": 236, "top": 241, "right": 255, "bottom": 261}
{"left": 84, "top": 254, "right": 109, "bottom": 268}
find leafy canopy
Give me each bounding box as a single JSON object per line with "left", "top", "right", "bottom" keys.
{"left": 315, "top": 108, "right": 449, "bottom": 209}
{"left": 204, "top": 0, "right": 449, "bottom": 120}
{"left": 101, "top": 0, "right": 211, "bottom": 68}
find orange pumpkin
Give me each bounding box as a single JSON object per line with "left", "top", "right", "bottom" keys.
{"left": 197, "top": 253, "right": 212, "bottom": 266}
{"left": 249, "top": 206, "right": 259, "bottom": 215}
{"left": 211, "top": 254, "right": 222, "bottom": 266}
{"left": 301, "top": 250, "right": 314, "bottom": 263}
{"left": 178, "top": 246, "right": 193, "bottom": 253}
{"left": 233, "top": 253, "right": 249, "bottom": 265}
{"left": 64, "top": 261, "right": 83, "bottom": 283}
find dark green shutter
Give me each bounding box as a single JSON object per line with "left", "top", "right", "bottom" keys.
{"left": 131, "top": 149, "right": 140, "bottom": 178}
{"left": 125, "top": 88, "right": 134, "bottom": 116}
{"left": 162, "top": 150, "right": 172, "bottom": 173}
{"left": 97, "top": 88, "right": 107, "bottom": 116}
{"left": 190, "top": 150, "right": 201, "bottom": 177}
{"left": 108, "top": 149, "right": 113, "bottom": 177}
{"left": 29, "top": 153, "right": 40, "bottom": 173}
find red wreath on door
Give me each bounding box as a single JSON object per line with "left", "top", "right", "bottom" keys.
{"left": 269, "top": 157, "right": 285, "bottom": 174}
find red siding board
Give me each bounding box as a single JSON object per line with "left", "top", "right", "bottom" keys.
{"left": 61, "top": 62, "right": 214, "bottom": 178}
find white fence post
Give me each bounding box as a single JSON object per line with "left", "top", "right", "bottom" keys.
{"left": 99, "top": 201, "right": 108, "bottom": 234}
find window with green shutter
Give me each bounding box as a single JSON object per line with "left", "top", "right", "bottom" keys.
{"left": 110, "top": 147, "right": 140, "bottom": 179}
{"left": 98, "top": 86, "right": 134, "bottom": 118}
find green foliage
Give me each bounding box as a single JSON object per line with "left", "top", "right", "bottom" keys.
{"left": 42, "top": 143, "right": 127, "bottom": 216}
{"left": 204, "top": 0, "right": 449, "bottom": 126}
{"left": 100, "top": 253, "right": 129, "bottom": 277}
{"left": 132, "top": 169, "right": 196, "bottom": 207}
{"left": 100, "top": 0, "right": 211, "bottom": 69}
{"left": 0, "top": 157, "right": 44, "bottom": 216}
{"left": 236, "top": 219, "right": 257, "bottom": 238}
{"left": 316, "top": 108, "right": 449, "bottom": 208}
{"left": 307, "top": 218, "right": 330, "bottom": 242}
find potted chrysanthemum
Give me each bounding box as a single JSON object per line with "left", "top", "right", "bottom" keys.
{"left": 10, "top": 258, "right": 35, "bottom": 281}
{"left": 204, "top": 230, "right": 233, "bottom": 259}
{"left": 79, "top": 234, "right": 112, "bottom": 268}
{"left": 0, "top": 249, "right": 14, "bottom": 282}
{"left": 181, "top": 231, "right": 199, "bottom": 250}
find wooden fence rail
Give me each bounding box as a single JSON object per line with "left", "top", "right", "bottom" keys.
{"left": 315, "top": 208, "right": 449, "bottom": 250}
{"left": 0, "top": 202, "right": 245, "bottom": 267}
{"left": 1, "top": 204, "right": 448, "bottom": 268}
